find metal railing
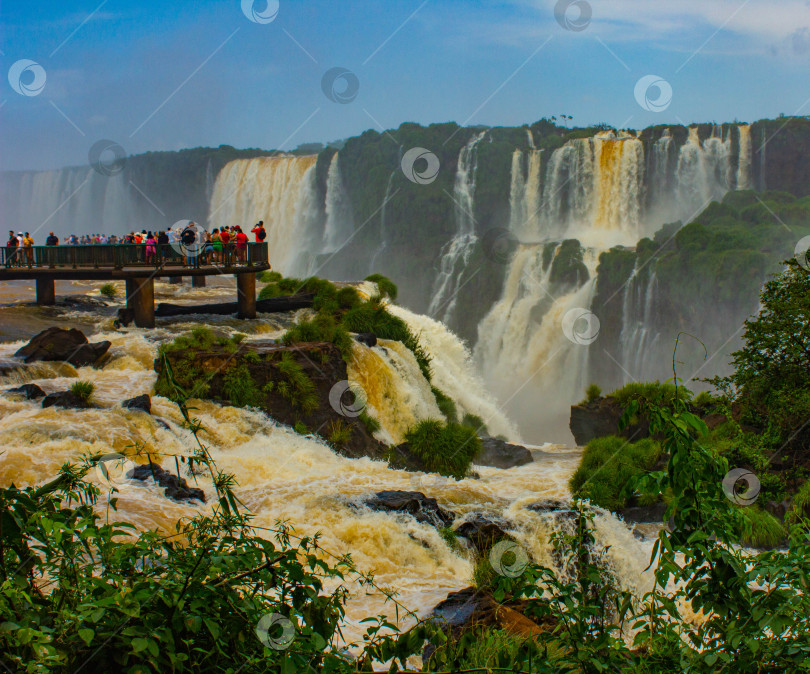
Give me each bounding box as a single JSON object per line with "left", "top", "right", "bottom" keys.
{"left": 1, "top": 243, "right": 269, "bottom": 270}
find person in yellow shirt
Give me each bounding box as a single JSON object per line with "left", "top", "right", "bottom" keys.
{"left": 22, "top": 232, "right": 34, "bottom": 268}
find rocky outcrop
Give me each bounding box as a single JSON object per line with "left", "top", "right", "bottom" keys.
{"left": 15, "top": 327, "right": 111, "bottom": 367}
{"left": 364, "top": 490, "right": 454, "bottom": 528}
{"left": 122, "top": 394, "right": 151, "bottom": 413}
{"left": 475, "top": 437, "right": 532, "bottom": 469}
{"left": 7, "top": 383, "right": 46, "bottom": 399}
{"left": 354, "top": 333, "right": 377, "bottom": 347}
{"left": 526, "top": 499, "right": 579, "bottom": 521}
{"left": 128, "top": 462, "right": 205, "bottom": 503}
{"left": 569, "top": 397, "right": 649, "bottom": 446}
{"left": 155, "top": 340, "right": 386, "bottom": 461}
{"left": 453, "top": 514, "right": 513, "bottom": 554}
{"left": 42, "top": 391, "right": 91, "bottom": 410}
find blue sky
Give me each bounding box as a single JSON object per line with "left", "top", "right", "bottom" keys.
{"left": 2, "top": 0, "right": 810, "bottom": 170}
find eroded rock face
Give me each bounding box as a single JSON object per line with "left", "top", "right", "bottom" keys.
{"left": 15, "top": 327, "right": 111, "bottom": 367}
{"left": 364, "top": 490, "right": 454, "bottom": 528}
{"left": 475, "top": 437, "right": 533, "bottom": 469}
{"left": 128, "top": 462, "right": 205, "bottom": 503}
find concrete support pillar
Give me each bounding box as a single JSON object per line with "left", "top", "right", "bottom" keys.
{"left": 35, "top": 278, "right": 55, "bottom": 306}
{"left": 191, "top": 275, "right": 206, "bottom": 288}
{"left": 127, "top": 276, "right": 155, "bottom": 328}
{"left": 236, "top": 272, "right": 256, "bottom": 319}
{"left": 169, "top": 276, "right": 183, "bottom": 284}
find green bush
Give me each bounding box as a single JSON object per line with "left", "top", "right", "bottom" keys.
{"left": 610, "top": 381, "right": 691, "bottom": 407}
{"left": 583, "top": 383, "right": 602, "bottom": 404}
{"left": 431, "top": 386, "right": 458, "bottom": 423}
{"left": 569, "top": 435, "right": 662, "bottom": 510}
{"left": 327, "top": 419, "right": 352, "bottom": 447}
{"left": 359, "top": 410, "right": 381, "bottom": 435}
{"left": 99, "top": 282, "right": 118, "bottom": 299}
{"left": 364, "top": 273, "right": 398, "bottom": 301}
{"left": 460, "top": 413, "right": 488, "bottom": 437}
{"left": 736, "top": 506, "right": 787, "bottom": 548}
{"left": 293, "top": 421, "right": 310, "bottom": 435}
{"left": 404, "top": 419, "right": 481, "bottom": 479}
{"left": 70, "top": 380, "right": 94, "bottom": 403}
{"left": 258, "top": 270, "right": 282, "bottom": 283}
{"left": 222, "top": 363, "right": 263, "bottom": 408}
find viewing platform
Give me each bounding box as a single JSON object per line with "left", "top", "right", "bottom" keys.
{"left": 0, "top": 243, "right": 270, "bottom": 328}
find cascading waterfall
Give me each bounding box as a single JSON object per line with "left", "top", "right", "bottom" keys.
{"left": 369, "top": 169, "right": 398, "bottom": 273}
{"left": 427, "top": 131, "right": 487, "bottom": 323}
{"left": 474, "top": 244, "right": 599, "bottom": 442}
{"left": 737, "top": 124, "right": 753, "bottom": 190}
{"left": 0, "top": 168, "right": 145, "bottom": 239}
{"left": 509, "top": 132, "right": 544, "bottom": 240}
{"left": 618, "top": 267, "right": 661, "bottom": 383}
{"left": 322, "top": 153, "right": 355, "bottom": 253}
{"left": 208, "top": 155, "right": 321, "bottom": 276}
{"left": 675, "top": 127, "right": 733, "bottom": 217}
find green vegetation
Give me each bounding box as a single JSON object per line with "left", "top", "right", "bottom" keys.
{"left": 221, "top": 363, "right": 263, "bottom": 408}
{"left": 582, "top": 383, "right": 602, "bottom": 404}
{"left": 460, "top": 412, "right": 488, "bottom": 437}
{"left": 569, "top": 436, "right": 662, "bottom": 510}
{"left": 327, "top": 419, "right": 352, "bottom": 447}
{"left": 610, "top": 380, "right": 690, "bottom": 407}
{"left": 403, "top": 419, "right": 481, "bottom": 479}
{"left": 431, "top": 386, "right": 458, "bottom": 423}
{"left": 69, "top": 380, "right": 94, "bottom": 403}
{"left": 276, "top": 353, "right": 319, "bottom": 414}
{"left": 293, "top": 420, "right": 309, "bottom": 435}
{"left": 358, "top": 410, "right": 381, "bottom": 436}
{"left": 737, "top": 506, "right": 787, "bottom": 548}
{"left": 98, "top": 282, "right": 118, "bottom": 299}
{"left": 364, "top": 273, "right": 398, "bottom": 301}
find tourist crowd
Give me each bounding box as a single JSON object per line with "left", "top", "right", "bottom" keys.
{"left": 5, "top": 222, "right": 267, "bottom": 268}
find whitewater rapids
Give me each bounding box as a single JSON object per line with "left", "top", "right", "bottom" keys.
{"left": 0, "top": 277, "right": 660, "bottom": 646}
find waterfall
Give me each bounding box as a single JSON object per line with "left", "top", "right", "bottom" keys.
{"left": 427, "top": 131, "right": 487, "bottom": 323}
{"left": 539, "top": 132, "right": 644, "bottom": 247}
{"left": 369, "top": 170, "right": 397, "bottom": 273}
{"left": 737, "top": 124, "right": 753, "bottom": 190}
{"left": 675, "top": 127, "right": 732, "bottom": 217}
{"left": 510, "top": 133, "right": 543, "bottom": 239}
{"left": 474, "top": 244, "right": 599, "bottom": 442}
{"left": 208, "top": 155, "right": 320, "bottom": 276}
{"left": 618, "top": 267, "right": 660, "bottom": 382}
{"left": 322, "top": 153, "right": 354, "bottom": 253}
{"left": 0, "top": 168, "right": 146, "bottom": 240}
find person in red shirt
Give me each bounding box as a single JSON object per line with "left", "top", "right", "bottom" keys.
{"left": 251, "top": 221, "right": 266, "bottom": 244}
{"left": 219, "top": 227, "right": 231, "bottom": 264}
{"left": 234, "top": 226, "right": 248, "bottom": 264}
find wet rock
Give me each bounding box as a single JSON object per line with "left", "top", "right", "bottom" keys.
{"left": 569, "top": 398, "right": 648, "bottom": 446}
{"left": 620, "top": 502, "right": 667, "bottom": 524}
{"left": 526, "top": 499, "right": 578, "bottom": 520}
{"left": 122, "top": 394, "right": 151, "bottom": 413}
{"left": 15, "top": 327, "right": 111, "bottom": 367}
{"left": 431, "top": 587, "right": 495, "bottom": 628}
{"left": 57, "top": 295, "right": 109, "bottom": 311}
{"left": 354, "top": 332, "right": 377, "bottom": 347}
{"left": 764, "top": 499, "right": 792, "bottom": 522}
{"left": 42, "top": 390, "right": 91, "bottom": 410}
{"left": 7, "top": 383, "right": 46, "bottom": 399}
{"left": 453, "top": 514, "right": 513, "bottom": 554}
{"left": 116, "top": 308, "right": 134, "bottom": 327}
{"left": 128, "top": 462, "right": 206, "bottom": 503}
{"left": 475, "top": 437, "right": 533, "bottom": 469}
{"left": 364, "top": 490, "right": 454, "bottom": 528}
